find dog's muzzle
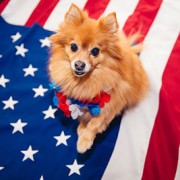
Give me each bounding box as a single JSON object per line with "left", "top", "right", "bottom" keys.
{"left": 71, "top": 60, "right": 90, "bottom": 77}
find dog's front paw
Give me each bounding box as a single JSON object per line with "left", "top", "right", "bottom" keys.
{"left": 77, "top": 135, "right": 93, "bottom": 154}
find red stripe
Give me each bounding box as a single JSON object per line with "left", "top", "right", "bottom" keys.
{"left": 0, "top": 0, "right": 10, "bottom": 14}
{"left": 142, "top": 34, "right": 180, "bottom": 180}
{"left": 123, "top": 0, "right": 162, "bottom": 42}
{"left": 84, "top": 0, "right": 110, "bottom": 20}
{"left": 25, "top": 0, "right": 59, "bottom": 27}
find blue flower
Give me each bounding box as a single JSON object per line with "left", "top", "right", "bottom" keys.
{"left": 53, "top": 94, "right": 59, "bottom": 106}
{"left": 89, "top": 105, "right": 100, "bottom": 116}
{"left": 49, "top": 82, "right": 61, "bottom": 91}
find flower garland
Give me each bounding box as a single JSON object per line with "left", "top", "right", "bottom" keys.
{"left": 49, "top": 82, "right": 111, "bottom": 119}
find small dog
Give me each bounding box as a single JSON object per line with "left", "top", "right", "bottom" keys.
{"left": 48, "top": 4, "right": 148, "bottom": 153}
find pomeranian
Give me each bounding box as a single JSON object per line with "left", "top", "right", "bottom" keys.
{"left": 48, "top": 4, "right": 148, "bottom": 153}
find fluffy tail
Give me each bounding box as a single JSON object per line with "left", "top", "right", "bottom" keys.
{"left": 127, "top": 32, "right": 143, "bottom": 54}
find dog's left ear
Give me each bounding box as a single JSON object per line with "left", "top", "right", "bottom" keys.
{"left": 65, "top": 4, "right": 83, "bottom": 23}
{"left": 99, "top": 12, "right": 119, "bottom": 33}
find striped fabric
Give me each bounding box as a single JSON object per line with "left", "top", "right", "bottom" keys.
{"left": 0, "top": 0, "right": 180, "bottom": 179}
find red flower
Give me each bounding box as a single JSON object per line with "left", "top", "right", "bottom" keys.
{"left": 56, "top": 92, "right": 71, "bottom": 117}
{"left": 91, "top": 91, "right": 111, "bottom": 107}
{"left": 99, "top": 92, "right": 111, "bottom": 108}
{"left": 92, "top": 96, "right": 100, "bottom": 104}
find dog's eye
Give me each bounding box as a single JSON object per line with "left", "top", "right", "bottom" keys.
{"left": 71, "top": 43, "right": 78, "bottom": 52}
{"left": 91, "top": 48, "right": 99, "bottom": 57}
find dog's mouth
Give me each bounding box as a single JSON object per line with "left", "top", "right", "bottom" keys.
{"left": 74, "top": 70, "right": 86, "bottom": 77}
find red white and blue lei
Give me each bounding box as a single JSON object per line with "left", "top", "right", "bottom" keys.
{"left": 49, "top": 82, "right": 111, "bottom": 119}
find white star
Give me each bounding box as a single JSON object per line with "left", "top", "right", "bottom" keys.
{"left": 40, "top": 37, "right": 51, "bottom": 48}
{"left": 54, "top": 131, "right": 71, "bottom": 146}
{"left": 11, "top": 32, "right": 22, "bottom": 43}
{"left": 2, "top": 96, "right": 18, "bottom": 110}
{"left": 32, "top": 85, "right": 48, "bottom": 98}
{"left": 42, "top": 105, "right": 57, "bottom": 119}
{"left": 21, "top": 145, "right": 39, "bottom": 161}
{"left": 15, "top": 43, "right": 28, "bottom": 57}
{"left": 0, "top": 167, "right": 4, "bottom": 170}
{"left": 0, "top": 54, "right": 2, "bottom": 58}
{"left": 0, "top": 75, "right": 10, "bottom": 88}
{"left": 10, "top": 119, "right": 27, "bottom": 134}
{"left": 66, "top": 159, "right": 84, "bottom": 176}
{"left": 23, "top": 64, "right": 38, "bottom": 77}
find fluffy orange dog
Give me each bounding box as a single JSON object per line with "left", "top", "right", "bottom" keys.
{"left": 49, "top": 4, "right": 148, "bottom": 153}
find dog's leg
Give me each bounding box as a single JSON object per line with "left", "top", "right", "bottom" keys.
{"left": 77, "top": 93, "right": 124, "bottom": 153}
{"left": 77, "top": 113, "right": 115, "bottom": 153}
{"left": 77, "top": 111, "right": 92, "bottom": 136}
{"left": 77, "top": 121, "right": 87, "bottom": 136}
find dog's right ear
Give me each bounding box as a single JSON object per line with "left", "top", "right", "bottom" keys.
{"left": 65, "top": 4, "right": 83, "bottom": 23}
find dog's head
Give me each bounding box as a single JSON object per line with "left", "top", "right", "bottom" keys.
{"left": 49, "top": 4, "right": 125, "bottom": 99}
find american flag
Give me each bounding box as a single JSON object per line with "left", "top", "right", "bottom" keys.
{"left": 0, "top": 0, "right": 179, "bottom": 179}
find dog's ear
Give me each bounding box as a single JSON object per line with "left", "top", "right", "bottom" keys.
{"left": 49, "top": 34, "right": 60, "bottom": 44}
{"left": 99, "top": 12, "right": 119, "bottom": 33}
{"left": 65, "top": 4, "right": 83, "bottom": 23}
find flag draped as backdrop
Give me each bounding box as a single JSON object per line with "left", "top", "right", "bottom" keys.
{"left": 0, "top": 0, "right": 180, "bottom": 180}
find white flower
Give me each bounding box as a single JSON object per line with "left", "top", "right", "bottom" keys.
{"left": 69, "top": 104, "right": 84, "bottom": 119}
{"left": 66, "top": 99, "right": 71, "bottom": 105}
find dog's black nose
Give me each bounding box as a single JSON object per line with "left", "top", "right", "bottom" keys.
{"left": 75, "top": 61, "right": 85, "bottom": 71}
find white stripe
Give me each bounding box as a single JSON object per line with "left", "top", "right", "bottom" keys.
{"left": 103, "top": 1, "right": 180, "bottom": 179}
{"left": 1, "top": 0, "right": 40, "bottom": 25}
{"left": 44, "top": 0, "right": 87, "bottom": 31}
{"left": 175, "top": 147, "right": 180, "bottom": 180}
{"left": 103, "top": 0, "right": 139, "bottom": 29}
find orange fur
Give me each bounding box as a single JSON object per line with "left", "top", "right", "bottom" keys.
{"left": 48, "top": 4, "right": 149, "bottom": 153}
